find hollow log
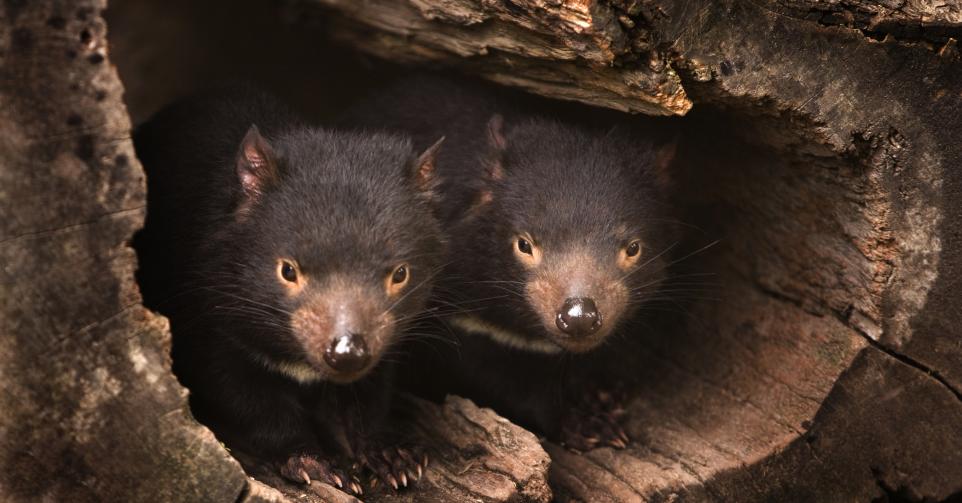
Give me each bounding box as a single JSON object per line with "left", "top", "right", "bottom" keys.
{"left": 2, "top": 0, "right": 961, "bottom": 502}
{"left": 293, "top": 0, "right": 962, "bottom": 501}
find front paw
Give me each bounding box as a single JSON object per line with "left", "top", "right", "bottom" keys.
{"left": 356, "top": 444, "right": 429, "bottom": 491}
{"left": 560, "top": 387, "right": 629, "bottom": 453}
{"left": 279, "top": 453, "right": 364, "bottom": 495}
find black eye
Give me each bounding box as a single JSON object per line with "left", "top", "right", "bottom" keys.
{"left": 625, "top": 241, "right": 641, "bottom": 258}
{"left": 391, "top": 265, "right": 408, "bottom": 284}
{"left": 281, "top": 261, "right": 297, "bottom": 282}
{"left": 517, "top": 237, "right": 533, "bottom": 255}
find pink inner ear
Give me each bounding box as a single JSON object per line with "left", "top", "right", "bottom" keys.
{"left": 487, "top": 114, "right": 507, "bottom": 150}
{"left": 239, "top": 169, "right": 261, "bottom": 195}
{"left": 651, "top": 141, "right": 677, "bottom": 189}
{"left": 236, "top": 125, "right": 276, "bottom": 198}
{"left": 244, "top": 143, "right": 269, "bottom": 169}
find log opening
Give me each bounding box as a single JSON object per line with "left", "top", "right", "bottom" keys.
{"left": 88, "top": 0, "right": 958, "bottom": 500}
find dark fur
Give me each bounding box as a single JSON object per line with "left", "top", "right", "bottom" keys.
{"left": 134, "top": 86, "right": 444, "bottom": 481}
{"left": 340, "top": 76, "right": 677, "bottom": 444}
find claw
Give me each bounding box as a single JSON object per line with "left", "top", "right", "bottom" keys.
{"left": 351, "top": 481, "right": 363, "bottom": 495}
{"left": 299, "top": 469, "right": 311, "bottom": 486}
{"left": 389, "top": 475, "right": 399, "bottom": 490}
{"left": 416, "top": 463, "right": 423, "bottom": 480}
{"left": 331, "top": 473, "right": 343, "bottom": 488}
{"left": 423, "top": 453, "right": 429, "bottom": 468}
{"left": 369, "top": 476, "right": 379, "bottom": 489}
{"left": 400, "top": 471, "right": 408, "bottom": 487}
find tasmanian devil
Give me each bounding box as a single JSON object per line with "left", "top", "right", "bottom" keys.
{"left": 133, "top": 86, "right": 445, "bottom": 493}
{"left": 339, "top": 75, "right": 677, "bottom": 452}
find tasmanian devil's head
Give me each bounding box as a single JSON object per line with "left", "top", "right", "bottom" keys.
{"left": 454, "top": 116, "right": 675, "bottom": 354}
{"left": 210, "top": 125, "right": 445, "bottom": 384}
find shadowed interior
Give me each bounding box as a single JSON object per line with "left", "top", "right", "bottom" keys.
{"left": 107, "top": 0, "right": 910, "bottom": 499}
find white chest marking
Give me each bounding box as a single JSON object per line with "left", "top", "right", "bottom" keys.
{"left": 451, "top": 315, "right": 562, "bottom": 354}
{"left": 257, "top": 355, "right": 326, "bottom": 384}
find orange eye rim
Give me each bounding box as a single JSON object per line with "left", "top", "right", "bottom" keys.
{"left": 617, "top": 240, "right": 643, "bottom": 270}
{"left": 513, "top": 233, "right": 542, "bottom": 268}
{"left": 277, "top": 259, "right": 305, "bottom": 293}
{"left": 386, "top": 263, "right": 410, "bottom": 296}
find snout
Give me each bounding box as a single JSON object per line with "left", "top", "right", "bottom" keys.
{"left": 555, "top": 297, "right": 602, "bottom": 337}
{"left": 323, "top": 332, "right": 371, "bottom": 374}
{"left": 289, "top": 280, "right": 393, "bottom": 383}
{"left": 524, "top": 253, "right": 629, "bottom": 353}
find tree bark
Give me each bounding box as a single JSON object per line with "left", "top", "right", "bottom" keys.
{"left": 241, "top": 397, "right": 552, "bottom": 503}
{"left": 0, "top": 1, "right": 246, "bottom": 501}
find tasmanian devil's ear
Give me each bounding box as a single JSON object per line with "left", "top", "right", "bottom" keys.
{"left": 460, "top": 115, "right": 508, "bottom": 219}
{"left": 411, "top": 136, "right": 444, "bottom": 196}
{"left": 235, "top": 125, "right": 277, "bottom": 201}
{"left": 485, "top": 114, "right": 507, "bottom": 182}
{"left": 651, "top": 138, "right": 678, "bottom": 189}
{"left": 487, "top": 114, "right": 507, "bottom": 151}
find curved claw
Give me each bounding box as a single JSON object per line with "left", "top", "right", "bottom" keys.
{"left": 279, "top": 453, "right": 355, "bottom": 492}
{"left": 350, "top": 481, "right": 363, "bottom": 495}
{"left": 357, "top": 444, "right": 429, "bottom": 491}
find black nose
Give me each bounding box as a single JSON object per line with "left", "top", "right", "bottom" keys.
{"left": 556, "top": 297, "right": 602, "bottom": 337}
{"left": 323, "top": 333, "right": 370, "bottom": 373}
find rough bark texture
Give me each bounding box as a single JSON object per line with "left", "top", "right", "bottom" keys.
{"left": 0, "top": 0, "right": 247, "bottom": 501}
{"left": 1, "top": 1, "right": 550, "bottom": 502}
{"left": 295, "top": 0, "right": 962, "bottom": 501}
{"left": 4, "top": 0, "right": 962, "bottom": 501}
{"left": 241, "top": 397, "right": 551, "bottom": 503}
{"left": 289, "top": 0, "right": 692, "bottom": 115}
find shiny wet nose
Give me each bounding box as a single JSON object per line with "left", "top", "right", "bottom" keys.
{"left": 556, "top": 297, "right": 602, "bottom": 336}
{"left": 323, "top": 333, "right": 370, "bottom": 373}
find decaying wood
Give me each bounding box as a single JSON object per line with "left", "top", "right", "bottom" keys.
{"left": 771, "top": 0, "right": 962, "bottom": 44}
{"left": 243, "top": 397, "right": 551, "bottom": 503}
{"left": 297, "top": 0, "right": 962, "bottom": 501}
{"left": 0, "top": 1, "right": 246, "bottom": 501}
{"left": 290, "top": 0, "right": 691, "bottom": 115}
{"left": 4, "top": 0, "right": 962, "bottom": 501}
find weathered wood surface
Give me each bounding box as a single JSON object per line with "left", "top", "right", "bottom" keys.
{"left": 4, "top": 0, "right": 962, "bottom": 501}
{"left": 242, "top": 397, "right": 552, "bottom": 503}
{"left": 1, "top": 1, "right": 551, "bottom": 502}
{"left": 299, "top": 0, "right": 962, "bottom": 501}
{"left": 291, "top": 0, "right": 692, "bottom": 115}
{"left": 770, "top": 0, "right": 962, "bottom": 43}
{"left": 0, "top": 0, "right": 247, "bottom": 501}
